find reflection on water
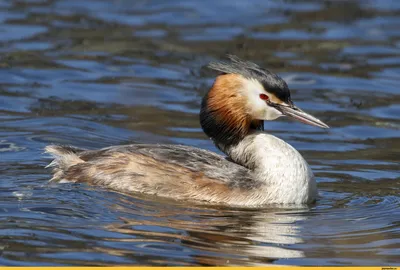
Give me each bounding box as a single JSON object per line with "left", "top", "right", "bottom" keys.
{"left": 0, "top": 0, "right": 399, "bottom": 266}
{"left": 105, "top": 205, "right": 308, "bottom": 266}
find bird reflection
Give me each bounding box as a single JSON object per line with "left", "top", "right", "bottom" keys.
{"left": 102, "top": 195, "right": 310, "bottom": 266}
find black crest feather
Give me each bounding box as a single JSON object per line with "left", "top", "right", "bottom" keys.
{"left": 208, "top": 55, "right": 292, "bottom": 103}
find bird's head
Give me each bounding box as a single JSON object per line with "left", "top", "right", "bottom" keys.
{"left": 200, "top": 55, "right": 328, "bottom": 149}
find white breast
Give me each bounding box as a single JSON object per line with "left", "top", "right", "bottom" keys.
{"left": 227, "top": 132, "right": 317, "bottom": 204}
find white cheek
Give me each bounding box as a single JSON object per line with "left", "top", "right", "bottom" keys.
{"left": 250, "top": 103, "right": 283, "bottom": 120}
{"left": 264, "top": 106, "right": 283, "bottom": 120}
{"left": 239, "top": 78, "right": 283, "bottom": 121}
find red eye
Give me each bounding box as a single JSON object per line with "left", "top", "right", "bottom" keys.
{"left": 259, "top": 94, "right": 269, "bottom": 101}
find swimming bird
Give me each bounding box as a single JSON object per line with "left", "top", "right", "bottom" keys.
{"left": 45, "top": 55, "right": 329, "bottom": 206}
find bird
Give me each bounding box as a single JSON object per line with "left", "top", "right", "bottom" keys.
{"left": 45, "top": 55, "right": 329, "bottom": 207}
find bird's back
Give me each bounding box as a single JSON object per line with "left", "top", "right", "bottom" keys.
{"left": 45, "top": 144, "right": 265, "bottom": 206}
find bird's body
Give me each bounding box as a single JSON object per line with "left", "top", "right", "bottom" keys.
{"left": 46, "top": 55, "right": 328, "bottom": 206}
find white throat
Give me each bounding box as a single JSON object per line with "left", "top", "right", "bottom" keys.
{"left": 226, "top": 131, "right": 317, "bottom": 204}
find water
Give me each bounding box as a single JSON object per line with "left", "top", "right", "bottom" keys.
{"left": 0, "top": 0, "right": 399, "bottom": 266}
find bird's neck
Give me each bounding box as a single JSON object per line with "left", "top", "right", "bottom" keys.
{"left": 200, "top": 109, "right": 263, "bottom": 154}
{"left": 223, "top": 131, "right": 267, "bottom": 170}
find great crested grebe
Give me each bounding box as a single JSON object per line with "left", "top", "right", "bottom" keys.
{"left": 45, "top": 55, "right": 329, "bottom": 206}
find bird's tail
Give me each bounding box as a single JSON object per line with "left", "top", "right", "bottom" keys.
{"left": 44, "top": 145, "right": 85, "bottom": 182}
